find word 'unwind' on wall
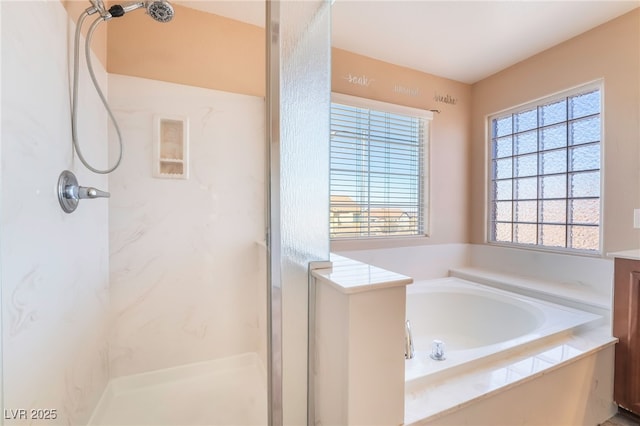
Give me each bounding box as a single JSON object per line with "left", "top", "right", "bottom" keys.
{"left": 394, "top": 84, "right": 420, "bottom": 97}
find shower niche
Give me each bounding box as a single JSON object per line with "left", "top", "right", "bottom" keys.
{"left": 153, "top": 115, "right": 189, "bottom": 178}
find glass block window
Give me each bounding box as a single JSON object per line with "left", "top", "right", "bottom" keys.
{"left": 488, "top": 85, "right": 602, "bottom": 252}
{"left": 330, "top": 95, "right": 432, "bottom": 239}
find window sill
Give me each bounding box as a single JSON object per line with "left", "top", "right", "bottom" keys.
{"left": 486, "top": 241, "right": 604, "bottom": 258}
{"left": 330, "top": 235, "right": 432, "bottom": 252}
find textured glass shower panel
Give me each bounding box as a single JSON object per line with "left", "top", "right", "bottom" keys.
{"left": 280, "top": 0, "right": 330, "bottom": 254}
{"left": 276, "top": 1, "right": 331, "bottom": 425}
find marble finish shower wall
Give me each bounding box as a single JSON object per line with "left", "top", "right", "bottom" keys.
{"left": 1, "top": 2, "right": 110, "bottom": 424}
{"left": 108, "top": 74, "right": 265, "bottom": 377}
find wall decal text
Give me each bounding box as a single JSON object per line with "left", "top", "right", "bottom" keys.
{"left": 393, "top": 84, "right": 420, "bottom": 97}
{"left": 343, "top": 73, "right": 374, "bottom": 87}
{"left": 434, "top": 92, "right": 457, "bottom": 105}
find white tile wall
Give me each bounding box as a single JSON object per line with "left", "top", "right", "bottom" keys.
{"left": 1, "top": 2, "right": 109, "bottom": 424}
{"left": 469, "top": 244, "right": 614, "bottom": 297}
{"left": 107, "top": 74, "right": 266, "bottom": 377}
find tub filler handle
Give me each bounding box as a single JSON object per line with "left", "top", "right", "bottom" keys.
{"left": 405, "top": 320, "right": 414, "bottom": 360}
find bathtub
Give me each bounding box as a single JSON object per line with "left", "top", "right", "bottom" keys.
{"left": 405, "top": 277, "right": 602, "bottom": 384}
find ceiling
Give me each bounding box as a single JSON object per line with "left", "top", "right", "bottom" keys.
{"left": 176, "top": 1, "right": 640, "bottom": 84}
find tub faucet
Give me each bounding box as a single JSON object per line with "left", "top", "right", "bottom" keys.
{"left": 430, "top": 339, "right": 446, "bottom": 361}
{"left": 405, "top": 320, "right": 414, "bottom": 360}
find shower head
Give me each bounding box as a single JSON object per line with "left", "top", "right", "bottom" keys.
{"left": 146, "top": 1, "right": 174, "bottom": 22}
{"left": 107, "top": 1, "right": 174, "bottom": 23}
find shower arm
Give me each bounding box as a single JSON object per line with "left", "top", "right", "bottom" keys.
{"left": 87, "top": 0, "right": 111, "bottom": 19}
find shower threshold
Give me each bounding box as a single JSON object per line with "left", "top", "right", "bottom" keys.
{"left": 88, "top": 352, "right": 267, "bottom": 426}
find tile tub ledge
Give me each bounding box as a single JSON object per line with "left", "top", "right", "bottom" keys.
{"left": 312, "top": 253, "right": 412, "bottom": 426}
{"left": 449, "top": 266, "right": 610, "bottom": 316}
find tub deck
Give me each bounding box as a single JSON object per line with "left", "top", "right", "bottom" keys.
{"left": 404, "top": 274, "right": 616, "bottom": 425}
{"left": 404, "top": 326, "right": 616, "bottom": 425}
{"left": 406, "top": 277, "right": 602, "bottom": 385}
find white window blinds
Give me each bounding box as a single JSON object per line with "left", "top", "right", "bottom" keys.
{"left": 330, "top": 97, "right": 430, "bottom": 239}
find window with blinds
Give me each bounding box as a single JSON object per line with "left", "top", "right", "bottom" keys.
{"left": 330, "top": 95, "right": 431, "bottom": 239}
{"left": 488, "top": 83, "right": 602, "bottom": 252}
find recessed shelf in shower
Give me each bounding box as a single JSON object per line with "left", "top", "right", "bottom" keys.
{"left": 153, "top": 115, "right": 189, "bottom": 179}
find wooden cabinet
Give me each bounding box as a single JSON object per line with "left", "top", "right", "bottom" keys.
{"left": 613, "top": 257, "right": 640, "bottom": 416}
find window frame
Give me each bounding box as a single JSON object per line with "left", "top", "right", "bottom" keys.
{"left": 330, "top": 93, "right": 433, "bottom": 245}
{"left": 485, "top": 80, "right": 604, "bottom": 255}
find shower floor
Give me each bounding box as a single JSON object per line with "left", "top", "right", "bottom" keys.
{"left": 89, "top": 353, "right": 267, "bottom": 426}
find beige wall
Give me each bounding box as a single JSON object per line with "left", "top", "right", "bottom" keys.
{"left": 107, "top": 4, "right": 265, "bottom": 97}
{"left": 332, "top": 49, "right": 472, "bottom": 250}
{"left": 470, "top": 9, "right": 640, "bottom": 254}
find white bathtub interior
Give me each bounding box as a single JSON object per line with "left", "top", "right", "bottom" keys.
{"left": 405, "top": 277, "right": 602, "bottom": 384}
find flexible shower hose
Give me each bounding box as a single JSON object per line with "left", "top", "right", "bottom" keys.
{"left": 72, "top": 11, "right": 123, "bottom": 174}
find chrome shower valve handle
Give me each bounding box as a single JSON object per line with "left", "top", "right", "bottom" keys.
{"left": 78, "top": 186, "right": 110, "bottom": 199}
{"left": 57, "top": 170, "right": 110, "bottom": 213}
